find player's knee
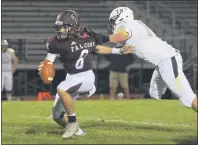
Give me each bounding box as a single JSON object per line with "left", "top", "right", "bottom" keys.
{"left": 179, "top": 96, "right": 196, "bottom": 108}
{"left": 51, "top": 106, "right": 65, "bottom": 120}
{"left": 57, "top": 88, "right": 67, "bottom": 96}
{"left": 149, "top": 88, "right": 160, "bottom": 100}
{"left": 51, "top": 107, "right": 59, "bottom": 119}
{"left": 57, "top": 88, "right": 63, "bottom": 93}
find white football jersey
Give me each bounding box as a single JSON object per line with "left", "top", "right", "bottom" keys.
{"left": 114, "top": 20, "right": 178, "bottom": 65}
{"left": 2, "top": 48, "right": 15, "bottom": 72}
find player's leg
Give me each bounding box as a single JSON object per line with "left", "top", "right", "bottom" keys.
{"left": 51, "top": 93, "right": 68, "bottom": 128}
{"left": 1, "top": 73, "right": 5, "bottom": 100}
{"left": 51, "top": 92, "right": 85, "bottom": 136}
{"left": 5, "top": 72, "right": 13, "bottom": 101}
{"left": 178, "top": 71, "right": 197, "bottom": 111}
{"left": 61, "top": 70, "right": 95, "bottom": 138}
{"left": 149, "top": 69, "right": 168, "bottom": 100}
{"left": 158, "top": 54, "right": 197, "bottom": 112}
{"left": 57, "top": 84, "right": 81, "bottom": 138}
{"left": 109, "top": 71, "right": 118, "bottom": 100}
{"left": 119, "top": 72, "right": 130, "bottom": 99}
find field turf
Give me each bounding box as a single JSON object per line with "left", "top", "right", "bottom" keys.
{"left": 2, "top": 100, "right": 197, "bottom": 144}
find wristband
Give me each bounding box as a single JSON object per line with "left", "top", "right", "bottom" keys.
{"left": 46, "top": 53, "right": 57, "bottom": 63}
{"left": 112, "top": 48, "right": 121, "bottom": 54}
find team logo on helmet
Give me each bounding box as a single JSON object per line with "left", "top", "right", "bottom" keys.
{"left": 55, "top": 21, "right": 63, "bottom": 26}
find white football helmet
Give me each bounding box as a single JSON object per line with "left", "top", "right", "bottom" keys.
{"left": 108, "top": 7, "right": 134, "bottom": 33}
{"left": 1, "top": 39, "right": 8, "bottom": 46}
{"left": 1, "top": 39, "right": 9, "bottom": 52}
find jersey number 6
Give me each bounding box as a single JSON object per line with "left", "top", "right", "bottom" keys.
{"left": 75, "top": 49, "right": 89, "bottom": 69}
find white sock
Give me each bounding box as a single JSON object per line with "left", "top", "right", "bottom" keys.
{"left": 68, "top": 113, "right": 76, "bottom": 116}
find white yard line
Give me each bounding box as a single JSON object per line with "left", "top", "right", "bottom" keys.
{"left": 17, "top": 115, "right": 194, "bottom": 128}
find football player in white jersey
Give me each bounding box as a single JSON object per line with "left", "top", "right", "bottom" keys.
{"left": 1, "top": 40, "right": 18, "bottom": 101}
{"left": 96, "top": 7, "right": 197, "bottom": 112}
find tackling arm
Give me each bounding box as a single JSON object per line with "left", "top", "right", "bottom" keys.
{"left": 94, "top": 31, "right": 130, "bottom": 44}
{"left": 95, "top": 44, "right": 134, "bottom": 55}
{"left": 96, "top": 45, "right": 117, "bottom": 54}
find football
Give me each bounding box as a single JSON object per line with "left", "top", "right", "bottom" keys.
{"left": 40, "top": 59, "right": 55, "bottom": 84}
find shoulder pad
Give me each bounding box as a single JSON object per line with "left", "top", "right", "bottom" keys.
{"left": 7, "top": 48, "right": 15, "bottom": 54}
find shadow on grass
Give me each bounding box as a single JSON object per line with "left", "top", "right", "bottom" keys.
{"left": 5, "top": 120, "right": 192, "bottom": 136}
{"left": 81, "top": 120, "right": 195, "bottom": 133}
{"left": 47, "top": 120, "right": 194, "bottom": 135}
{"left": 24, "top": 124, "right": 64, "bottom": 136}
{"left": 172, "top": 135, "right": 198, "bottom": 144}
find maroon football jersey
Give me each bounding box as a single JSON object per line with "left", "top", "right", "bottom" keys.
{"left": 46, "top": 36, "right": 96, "bottom": 74}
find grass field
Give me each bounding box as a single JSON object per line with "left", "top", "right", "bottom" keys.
{"left": 2, "top": 100, "right": 197, "bottom": 144}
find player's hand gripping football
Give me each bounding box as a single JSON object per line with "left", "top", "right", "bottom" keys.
{"left": 120, "top": 44, "right": 135, "bottom": 54}
{"left": 38, "top": 62, "right": 43, "bottom": 76}
{"left": 38, "top": 60, "right": 55, "bottom": 84}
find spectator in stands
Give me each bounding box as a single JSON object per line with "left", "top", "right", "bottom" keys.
{"left": 104, "top": 45, "right": 134, "bottom": 100}
{"left": 1, "top": 40, "right": 18, "bottom": 101}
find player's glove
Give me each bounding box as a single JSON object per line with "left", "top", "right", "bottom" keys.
{"left": 120, "top": 44, "right": 135, "bottom": 54}
{"left": 84, "top": 27, "right": 109, "bottom": 45}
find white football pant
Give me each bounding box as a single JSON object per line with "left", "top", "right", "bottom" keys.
{"left": 149, "top": 54, "right": 197, "bottom": 107}
{"left": 52, "top": 70, "right": 95, "bottom": 119}
{"left": 1, "top": 71, "right": 13, "bottom": 92}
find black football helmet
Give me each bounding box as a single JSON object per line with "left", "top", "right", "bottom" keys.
{"left": 55, "top": 10, "right": 81, "bottom": 39}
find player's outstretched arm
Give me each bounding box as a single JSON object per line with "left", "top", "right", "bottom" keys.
{"left": 95, "top": 44, "right": 134, "bottom": 55}
{"left": 94, "top": 31, "right": 129, "bottom": 44}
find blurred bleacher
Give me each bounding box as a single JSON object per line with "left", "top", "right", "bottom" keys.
{"left": 2, "top": 0, "right": 197, "bottom": 95}
{"left": 2, "top": 1, "right": 110, "bottom": 36}
{"left": 114, "top": 1, "right": 197, "bottom": 57}
{"left": 2, "top": 0, "right": 112, "bottom": 67}
{"left": 162, "top": 1, "right": 197, "bottom": 36}
{"left": 1, "top": 0, "right": 197, "bottom": 67}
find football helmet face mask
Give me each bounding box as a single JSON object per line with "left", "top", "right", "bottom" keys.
{"left": 1, "top": 40, "right": 8, "bottom": 52}
{"left": 55, "top": 10, "right": 81, "bottom": 40}
{"left": 108, "top": 7, "right": 134, "bottom": 34}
